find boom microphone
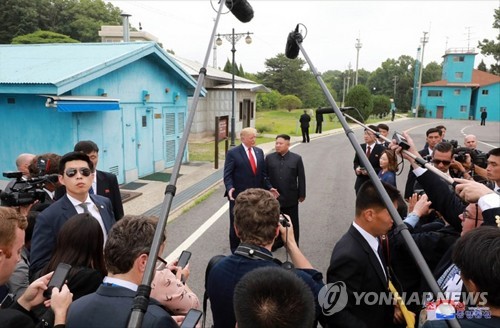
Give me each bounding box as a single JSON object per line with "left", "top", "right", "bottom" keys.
{"left": 340, "top": 107, "right": 356, "bottom": 112}
{"left": 225, "top": 0, "right": 254, "bottom": 23}
{"left": 285, "top": 24, "right": 301, "bottom": 59}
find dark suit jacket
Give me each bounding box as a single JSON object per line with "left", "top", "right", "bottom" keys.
{"left": 326, "top": 225, "right": 393, "bottom": 328}
{"left": 265, "top": 151, "right": 306, "bottom": 208}
{"left": 299, "top": 113, "right": 311, "bottom": 128}
{"left": 223, "top": 144, "right": 272, "bottom": 199}
{"left": 29, "top": 194, "right": 115, "bottom": 277}
{"left": 55, "top": 170, "right": 123, "bottom": 221}
{"left": 353, "top": 143, "right": 384, "bottom": 193}
{"left": 404, "top": 148, "right": 430, "bottom": 199}
{"left": 66, "top": 284, "right": 177, "bottom": 328}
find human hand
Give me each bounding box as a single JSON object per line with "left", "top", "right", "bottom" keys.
{"left": 454, "top": 178, "right": 495, "bottom": 203}
{"left": 48, "top": 285, "right": 73, "bottom": 325}
{"left": 228, "top": 188, "right": 235, "bottom": 201}
{"left": 412, "top": 194, "right": 432, "bottom": 218}
{"left": 298, "top": 197, "right": 305, "bottom": 203}
{"left": 391, "top": 131, "right": 419, "bottom": 164}
{"left": 18, "top": 272, "right": 53, "bottom": 311}
{"left": 278, "top": 214, "right": 296, "bottom": 246}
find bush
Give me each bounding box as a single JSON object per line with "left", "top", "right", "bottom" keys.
{"left": 256, "top": 124, "right": 273, "bottom": 133}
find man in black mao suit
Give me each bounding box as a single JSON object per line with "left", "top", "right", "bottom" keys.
{"left": 30, "top": 152, "right": 115, "bottom": 278}
{"left": 266, "top": 134, "right": 306, "bottom": 247}
{"left": 353, "top": 125, "right": 384, "bottom": 194}
{"left": 223, "top": 127, "right": 278, "bottom": 253}
{"left": 55, "top": 140, "right": 124, "bottom": 222}
{"left": 326, "top": 180, "right": 403, "bottom": 328}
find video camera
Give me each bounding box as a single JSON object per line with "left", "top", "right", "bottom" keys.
{"left": 453, "top": 147, "right": 488, "bottom": 168}
{"left": 0, "top": 171, "right": 58, "bottom": 206}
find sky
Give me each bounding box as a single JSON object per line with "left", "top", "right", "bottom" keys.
{"left": 108, "top": 0, "right": 499, "bottom": 74}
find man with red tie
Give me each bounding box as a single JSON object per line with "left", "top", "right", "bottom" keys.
{"left": 223, "top": 127, "right": 279, "bottom": 253}
{"left": 353, "top": 125, "right": 385, "bottom": 194}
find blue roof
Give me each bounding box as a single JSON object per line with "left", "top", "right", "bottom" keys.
{"left": 0, "top": 42, "right": 203, "bottom": 95}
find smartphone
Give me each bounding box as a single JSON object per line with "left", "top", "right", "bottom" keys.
{"left": 43, "top": 263, "right": 72, "bottom": 299}
{"left": 177, "top": 250, "right": 192, "bottom": 269}
{"left": 179, "top": 309, "right": 203, "bottom": 328}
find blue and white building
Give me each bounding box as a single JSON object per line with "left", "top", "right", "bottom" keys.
{"left": 0, "top": 42, "right": 203, "bottom": 183}
{"left": 420, "top": 48, "right": 499, "bottom": 121}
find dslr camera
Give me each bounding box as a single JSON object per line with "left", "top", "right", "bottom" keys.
{"left": 453, "top": 147, "right": 488, "bottom": 168}
{"left": 0, "top": 171, "right": 57, "bottom": 206}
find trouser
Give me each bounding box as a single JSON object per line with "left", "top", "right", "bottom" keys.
{"left": 301, "top": 127, "right": 310, "bottom": 142}
{"left": 229, "top": 200, "right": 239, "bottom": 253}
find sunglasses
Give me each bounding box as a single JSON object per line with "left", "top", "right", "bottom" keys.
{"left": 432, "top": 159, "right": 451, "bottom": 166}
{"left": 65, "top": 167, "right": 92, "bottom": 178}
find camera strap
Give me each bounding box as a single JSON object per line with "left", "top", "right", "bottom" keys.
{"left": 235, "top": 243, "right": 284, "bottom": 267}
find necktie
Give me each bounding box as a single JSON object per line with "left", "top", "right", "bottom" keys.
{"left": 79, "top": 202, "right": 90, "bottom": 213}
{"left": 89, "top": 186, "right": 95, "bottom": 194}
{"left": 366, "top": 145, "right": 371, "bottom": 157}
{"left": 248, "top": 148, "right": 257, "bottom": 175}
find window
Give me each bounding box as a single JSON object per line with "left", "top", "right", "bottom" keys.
{"left": 455, "top": 72, "right": 464, "bottom": 79}
{"left": 453, "top": 56, "right": 465, "bottom": 62}
{"left": 460, "top": 106, "right": 467, "bottom": 113}
{"left": 482, "top": 90, "right": 489, "bottom": 95}
{"left": 428, "top": 90, "right": 443, "bottom": 97}
{"left": 454, "top": 89, "right": 461, "bottom": 95}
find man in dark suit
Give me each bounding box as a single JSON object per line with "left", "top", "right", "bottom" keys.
{"left": 299, "top": 110, "right": 311, "bottom": 143}
{"left": 266, "top": 134, "right": 306, "bottom": 248}
{"left": 223, "top": 127, "right": 278, "bottom": 253}
{"left": 326, "top": 180, "right": 404, "bottom": 328}
{"left": 353, "top": 125, "right": 385, "bottom": 194}
{"left": 66, "top": 215, "right": 177, "bottom": 328}
{"left": 55, "top": 141, "right": 124, "bottom": 221}
{"left": 29, "top": 152, "right": 115, "bottom": 278}
{"left": 404, "top": 127, "right": 442, "bottom": 199}
{"left": 315, "top": 109, "right": 323, "bottom": 133}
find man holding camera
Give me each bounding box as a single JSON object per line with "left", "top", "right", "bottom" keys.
{"left": 207, "top": 188, "right": 324, "bottom": 328}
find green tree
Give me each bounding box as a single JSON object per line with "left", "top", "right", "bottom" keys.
{"left": 345, "top": 85, "right": 373, "bottom": 121}
{"left": 278, "top": 95, "right": 302, "bottom": 112}
{"left": 0, "top": 0, "right": 122, "bottom": 44}
{"left": 0, "top": 0, "right": 39, "bottom": 43}
{"left": 478, "top": 8, "right": 500, "bottom": 75}
{"left": 372, "top": 95, "right": 391, "bottom": 118}
{"left": 256, "top": 54, "right": 312, "bottom": 100}
{"left": 477, "top": 60, "right": 487, "bottom": 72}
{"left": 256, "top": 89, "right": 282, "bottom": 110}
{"left": 422, "top": 61, "right": 442, "bottom": 83}
{"left": 11, "top": 30, "right": 79, "bottom": 43}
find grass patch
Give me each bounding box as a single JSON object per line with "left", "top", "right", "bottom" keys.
{"left": 181, "top": 188, "right": 216, "bottom": 214}
{"left": 189, "top": 136, "right": 275, "bottom": 163}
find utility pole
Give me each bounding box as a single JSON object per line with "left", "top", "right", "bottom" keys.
{"left": 212, "top": 19, "right": 218, "bottom": 68}
{"left": 342, "top": 74, "right": 346, "bottom": 107}
{"left": 346, "top": 62, "right": 352, "bottom": 94}
{"left": 414, "top": 31, "right": 429, "bottom": 118}
{"left": 355, "top": 38, "right": 362, "bottom": 85}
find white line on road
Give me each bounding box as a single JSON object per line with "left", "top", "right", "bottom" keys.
{"left": 166, "top": 202, "right": 229, "bottom": 263}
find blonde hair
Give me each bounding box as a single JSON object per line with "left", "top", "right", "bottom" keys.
{"left": 0, "top": 207, "right": 27, "bottom": 258}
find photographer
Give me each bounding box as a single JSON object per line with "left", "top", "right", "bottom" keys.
{"left": 206, "top": 188, "right": 324, "bottom": 328}
{"left": 28, "top": 153, "right": 61, "bottom": 209}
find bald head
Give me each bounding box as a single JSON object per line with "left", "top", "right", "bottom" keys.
{"left": 15, "top": 153, "right": 35, "bottom": 177}
{"left": 464, "top": 135, "right": 477, "bottom": 150}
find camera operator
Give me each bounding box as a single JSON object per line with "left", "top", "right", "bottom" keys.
{"left": 28, "top": 153, "right": 61, "bottom": 210}
{"left": 206, "top": 188, "right": 325, "bottom": 328}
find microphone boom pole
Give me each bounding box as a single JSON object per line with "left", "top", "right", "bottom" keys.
{"left": 287, "top": 29, "right": 460, "bottom": 328}
{"left": 127, "top": 1, "right": 230, "bottom": 327}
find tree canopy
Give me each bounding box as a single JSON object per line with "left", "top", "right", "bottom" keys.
{"left": 11, "top": 30, "right": 79, "bottom": 44}
{"left": 477, "top": 8, "right": 500, "bottom": 75}
{"left": 0, "top": 0, "right": 122, "bottom": 44}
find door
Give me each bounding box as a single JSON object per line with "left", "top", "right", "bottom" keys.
{"left": 436, "top": 106, "right": 444, "bottom": 119}
{"left": 164, "top": 106, "right": 185, "bottom": 167}
{"left": 241, "top": 99, "right": 252, "bottom": 128}
{"left": 135, "top": 107, "right": 154, "bottom": 176}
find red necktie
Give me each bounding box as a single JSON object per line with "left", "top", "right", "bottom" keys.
{"left": 366, "top": 145, "right": 371, "bottom": 158}
{"left": 248, "top": 148, "right": 257, "bottom": 175}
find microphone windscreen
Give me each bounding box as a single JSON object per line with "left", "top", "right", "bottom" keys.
{"left": 285, "top": 32, "right": 300, "bottom": 59}
{"left": 226, "top": 0, "right": 254, "bottom": 23}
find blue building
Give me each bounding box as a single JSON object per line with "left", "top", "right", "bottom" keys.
{"left": 0, "top": 42, "right": 203, "bottom": 183}
{"left": 420, "top": 48, "right": 499, "bottom": 121}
